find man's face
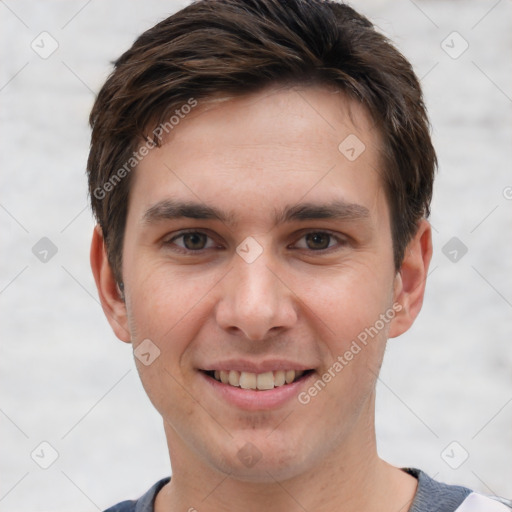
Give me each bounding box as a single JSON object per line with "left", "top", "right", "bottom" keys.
{"left": 119, "top": 85, "right": 403, "bottom": 481}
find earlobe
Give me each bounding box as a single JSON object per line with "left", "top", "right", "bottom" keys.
{"left": 90, "top": 225, "right": 131, "bottom": 343}
{"left": 388, "top": 219, "right": 433, "bottom": 339}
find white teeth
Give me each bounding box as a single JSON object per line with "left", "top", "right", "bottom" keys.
{"left": 211, "top": 369, "right": 306, "bottom": 390}
{"left": 256, "top": 371, "right": 274, "bottom": 390}
{"left": 285, "top": 369, "right": 296, "bottom": 384}
{"left": 239, "top": 371, "right": 256, "bottom": 389}
{"left": 274, "top": 370, "right": 286, "bottom": 387}
{"left": 228, "top": 370, "right": 240, "bottom": 387}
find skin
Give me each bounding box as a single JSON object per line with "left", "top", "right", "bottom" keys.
{"left": 91, "top": 84, "right": 432, "bottom": 512}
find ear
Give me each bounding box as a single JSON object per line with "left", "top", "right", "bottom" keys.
{"left": 90, "top": 224, "right": 131, "bottom": 343}
{"left": 388, "top": 219, "right": 433, "bottom": 338}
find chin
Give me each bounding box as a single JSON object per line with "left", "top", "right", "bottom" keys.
{"left": 209, "top": 435, "right": 314, "bottom": 484}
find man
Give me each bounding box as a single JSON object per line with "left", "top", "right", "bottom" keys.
{"left": 87, "top": 1, "right": 511, "bottom": 510}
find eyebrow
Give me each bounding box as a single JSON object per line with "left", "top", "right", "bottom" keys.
{"left": 141, "top": 199, "right": 370, "bottom": 227}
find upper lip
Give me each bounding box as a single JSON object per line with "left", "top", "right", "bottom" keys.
{"left": 200, "top": 359, "right": 314, "bottom": 373}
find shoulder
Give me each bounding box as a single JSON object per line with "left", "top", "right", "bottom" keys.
{"left": 406, "top": 468, "right": 512, "bottom": 512}
{"left": 103, "top": 478, "right": 171, "bottom": 512}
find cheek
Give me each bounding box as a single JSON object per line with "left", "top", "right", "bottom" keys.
{"left": 295, "top": 262, "right": 394, "bottom": 345}
{"left": 127, "top": 262, "right": 218, "bottom": 343}
{"left": 125, "top": 264, "right": 211, "bottom": 409}
{"left": 135, "top": 354, "right": 200, "bottom": 435}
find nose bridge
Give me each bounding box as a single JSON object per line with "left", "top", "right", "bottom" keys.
{"left": 215, "top": 247, "right": 296, "bottom": 340}
{"left": 236, "top": 254, "right": 277, "bottom": 307}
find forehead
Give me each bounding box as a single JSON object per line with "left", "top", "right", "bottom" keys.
{"left": 128, "top": 84, "right": 387, "bottom": 227}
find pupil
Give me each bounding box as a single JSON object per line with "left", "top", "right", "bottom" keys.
{"left": 184, "top": 233, "right": 206, "bottom": 250}
{"left": 307, "top": 233, "right": 330, "bottom": 250}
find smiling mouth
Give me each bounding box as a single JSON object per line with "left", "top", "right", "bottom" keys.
{"left": 203, "top": 369, "right": 314, "bottom": 391}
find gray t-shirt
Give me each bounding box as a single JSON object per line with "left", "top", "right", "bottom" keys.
{"left": 103, "top": 468, "right": 502, "bottom": 512}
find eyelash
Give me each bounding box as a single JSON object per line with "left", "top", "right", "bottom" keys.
{"left": 163, "top": 229, "right": 348, "bottom": 255}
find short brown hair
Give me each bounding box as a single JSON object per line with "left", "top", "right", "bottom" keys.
{"left": 87, "top": 0, "right": 436, "bottom": 286}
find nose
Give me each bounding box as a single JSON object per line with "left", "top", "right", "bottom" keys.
{"left": 215, "top": 250, "right": 298, "bottom": 341}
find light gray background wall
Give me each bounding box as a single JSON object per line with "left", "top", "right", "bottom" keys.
{"left": 1, "top": 0, "right": 511, "bottom": 510}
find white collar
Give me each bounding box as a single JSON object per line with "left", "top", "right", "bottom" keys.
{"left": 455, "top": 493, "right": 512, "bottom": 512}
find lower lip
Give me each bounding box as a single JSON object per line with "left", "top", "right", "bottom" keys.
{"left": 200, "top": 371, "right": 315, "bottom": 411}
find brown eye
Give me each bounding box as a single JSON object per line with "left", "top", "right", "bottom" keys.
{"left": 181, "top": 232, "right": 208, "bottom": 250}
{"left": 292, "top": 231, "right": 346, "bottom": 253}
{"left": 166, "top": 231, "right": 216, "bottom": 252}
{"left": 305, "top": 232, "right": 332, "bottom": 250}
